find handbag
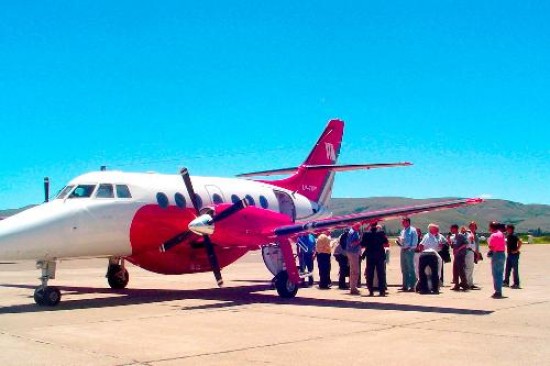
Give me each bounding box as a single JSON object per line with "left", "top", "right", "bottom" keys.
{"left": 438, "top": 244, "right": 452, "bottom": 263}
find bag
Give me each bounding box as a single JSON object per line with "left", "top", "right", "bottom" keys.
{"left": 474, "top": 251, "right": 483, "bottom": 264}
{"left": 438, "top": 244, "right": 451, "bottom": 263}
{"left": 339, "top": 231, "right": 349, "bottom": 251}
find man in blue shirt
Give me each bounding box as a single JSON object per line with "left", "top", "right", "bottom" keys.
{"left": 397, "top": 218, "right": 418, "bottom": 292}
{"left": 297, "top": 233, "right": 316, "bottom": 286}
{"left": 346, "top": 224, "right": 362, "bottom": 295}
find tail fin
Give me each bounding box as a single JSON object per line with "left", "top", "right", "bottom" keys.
{"left": 266, "top": 119, "right": 344, "bottom": 205}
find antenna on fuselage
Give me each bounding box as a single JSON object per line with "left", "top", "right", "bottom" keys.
{"left": 43, "top": 177, "right": 50, "bottom": 203}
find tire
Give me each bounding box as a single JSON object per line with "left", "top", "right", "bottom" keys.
{"left": 33, "top": 286, "right": 46, "bottom": 306}
{"left": 107, "top": 265, "right": 129, "bottom": 289}
{"left": 274, "top": 271, "right": 298, "bottom": 298}
{"left": 34, "top": 286, "right": 61, "bottom": 306}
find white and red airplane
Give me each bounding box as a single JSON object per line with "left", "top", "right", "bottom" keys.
{"left": 0, "top": 120, "right": 482, "bottom": 306}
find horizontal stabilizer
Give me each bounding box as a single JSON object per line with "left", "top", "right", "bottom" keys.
{"left": 237, "top": 162, "right": 412, "bottom": 178}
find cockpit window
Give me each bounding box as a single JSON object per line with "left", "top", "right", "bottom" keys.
{"left": 116, "top": 185, "right": 132, "bottom": 199}
{"left": 96, "top": 184, "right": 114, "bottom": 198}
{"left": 56, "top": 185, "right": 74, "bottom": 199}
{"left": 68, "top": 185, "right": 96, "bottom": 199}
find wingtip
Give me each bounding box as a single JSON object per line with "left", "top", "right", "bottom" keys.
{"left": 467, "top": 197, "right": 485, "bottom": 204}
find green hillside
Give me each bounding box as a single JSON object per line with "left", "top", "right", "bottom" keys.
{"left": 330, "top": 197, "right": 550, "bottom": 234}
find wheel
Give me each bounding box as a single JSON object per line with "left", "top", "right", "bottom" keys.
{"left": 34, "top": 286, "right": 61, "bottom": 306}
{"left": 107, "top": 264, "right": 129, "bottom": 289}
{"left": 34, "top": 286, "right": 46, "bottom": 306}
{"left": 274, "top": 271, "right": 298, "bottom": 298}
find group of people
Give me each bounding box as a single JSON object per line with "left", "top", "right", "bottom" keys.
{"left": 295, "top": 218, "right": 523, "bottom": 299}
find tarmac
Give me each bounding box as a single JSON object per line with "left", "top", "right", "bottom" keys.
{"left": 0, "top": 244, "right": 549, "bottom": 366}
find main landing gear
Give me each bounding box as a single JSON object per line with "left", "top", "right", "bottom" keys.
{"left": 34, "top": 260, "right": 61, "bottom": 307}
{"left": 262, "top": 242, "right": 300, "bottom": 299}
{"left": 106, "top": 257, "right": 129, "bottom": 289}
{"left": 273, "top": 271, "right": 299, "bottom": 298}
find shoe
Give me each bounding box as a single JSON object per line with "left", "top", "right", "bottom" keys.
{"left": 503, "top": 282, "right": 509, "bottom": 287}
{"left": 433, "top": 290, "right": 440, "bottom": 295}
{"left": 511, "top": 284, "right": 521, "bottom": 289}
{"left": 368, "top": 291, "right": 374, "bottom": 297}
{"left": 379, "top": 292, "right": 387, "bottom": 297}
{"left": 399, "top": 287, "right": 408, "bottom": 292}
{"left": 350, "top": 289, "right": 361, "bottom": 295}
{"left": 451, "top": 286, "right": 461, "bottom": 291}
{"left": 406, "top": 288, "right": 415, "bottom": 292}
{"left": 338, "top": 286, "right": 349, "bottom": 290}
{"left": 470, "top": 285, "right": 481, "bottom": 290}
{"left": 491, "top": 292, "right": 503, "bottom": 299}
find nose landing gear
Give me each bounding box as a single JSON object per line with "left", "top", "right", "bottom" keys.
{"left": 34, "top": 260, "right": 61, "bottom": 306}
{"left": 106, "top": 257, "right": 129, "bottom": 289}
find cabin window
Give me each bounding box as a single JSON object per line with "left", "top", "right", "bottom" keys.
{"left": 68, "top": 185, "right": 96, "bottom": 199}
{"left": 212, "top": 193, "right": 223, "bottom": 205}
{"left": 156, "top": 192, "right": 169, "bottom": 208}
{"left": 231, "top": 194, "right": 241, "bottom": 204}
{"left": 56, "top": 185, "right": 74, "bottom": 199}
{"left": 245, "top": 195, "right": 255, "bottom": 206}
{"left": 116, "top": 185, "right": 132, "bottom": 199}
{"left": 259, "top": 195, "right": 269, "bottom": 209}
{"left": 96, "top": 184, "right": 114, "bottom": 198}
{"left": 175, "top": 193, "right": 186, "bottom": 208}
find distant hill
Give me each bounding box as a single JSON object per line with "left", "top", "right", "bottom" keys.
{"left": 1, "top": 199, "right": 548, "bottom": 234}
{"left": 330, "top": 197, "right": 550, "bottom": 234}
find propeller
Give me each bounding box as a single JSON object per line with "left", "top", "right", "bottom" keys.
{"left": 158, "top": 168, "right": 250, "bottom": 287}
{"left": 44, "top": 177, "right": 50, "bottom": 203}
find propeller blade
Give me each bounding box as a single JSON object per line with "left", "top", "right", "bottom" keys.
{"left": 159, "top": 230, "right": 194, "bottom": 252}
{"left": 44, "top": 177, "right": 50, "bottom": 203}
{"left": 180, "top": 168, "right": 200, "bottom": 215}
{"left": 210, "top": 198, "right": 249, "bottom": 224}
{"left": 179, "top": 167, "right": 223, "bottom": 286}
{"left": 203, "top": 235, "right": 223, "bottom": 287}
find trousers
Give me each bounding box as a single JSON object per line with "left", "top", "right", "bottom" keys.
{"left": 465, "top": 250, "right": 475, "bottom": 287}
{"left": 491, "top": 251, "right": 506, "bottom": 293}
{"left": 366, "top": 255, "right": 386, "bottom": 293}
{"left": 317, "top": 253, "right": 332, "bottom": 288}
{"left": 400, "top": 250, "right": 416, "bottom": 290}
{"left": 504, "top": 253, "right": 520, "bottom": 286}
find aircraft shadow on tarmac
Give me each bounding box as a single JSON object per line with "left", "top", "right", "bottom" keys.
{"left": 0, "top": 283, "right": 493, "bottom": 316}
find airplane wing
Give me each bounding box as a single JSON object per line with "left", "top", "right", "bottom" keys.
{"left": 273, "top": 198, "right": 483, "bottom": 237}
{"left": 237, "top": 162, "right": 412, "bottom": 178}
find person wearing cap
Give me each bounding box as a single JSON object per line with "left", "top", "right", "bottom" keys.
{"left": 488, "top": 221, "right": 507, "bottom": 298}
{"left": 346, "top": 223, "right": 362, "bottom": 295}
{"left": 397, "top": 218, "right": 418, "bottom": 292}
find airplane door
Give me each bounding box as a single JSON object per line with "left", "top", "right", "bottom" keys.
{"left": 205, "top": 185, "right": 226, "bottom": 205}
{"left": 274, "top": 190, "right": 296, "bottom": 222}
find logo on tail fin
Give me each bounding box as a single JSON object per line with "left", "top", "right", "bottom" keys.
{"left": 325, "top": 143, "right": 336, "bottom": 162}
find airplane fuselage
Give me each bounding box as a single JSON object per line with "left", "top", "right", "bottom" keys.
{"left": 0, "top": 170, "right": 326, "bottom": 274}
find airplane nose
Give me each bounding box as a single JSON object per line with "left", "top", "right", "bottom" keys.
{"left": 188, "top": 214, "right": 215, "bottom": 236}
{"left": 0, "top": 203, "right": 69, "bottom": 260}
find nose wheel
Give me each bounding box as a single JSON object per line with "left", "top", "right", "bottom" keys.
{"left": 34, "top": 286, "right": 61, "bottom": 306}
{"left": 34, "top": 260, "right": 61, "bottom": 306}
{"left": 106, "top": 258, "right": 129, "bottom": 289}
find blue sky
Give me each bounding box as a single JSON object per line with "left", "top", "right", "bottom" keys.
{"left": 1, "top": 1, "right": 549, "bottom": 209}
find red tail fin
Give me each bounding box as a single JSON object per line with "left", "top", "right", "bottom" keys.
{"left": 267, "top": 119, "right": 344, "bottom": 204}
